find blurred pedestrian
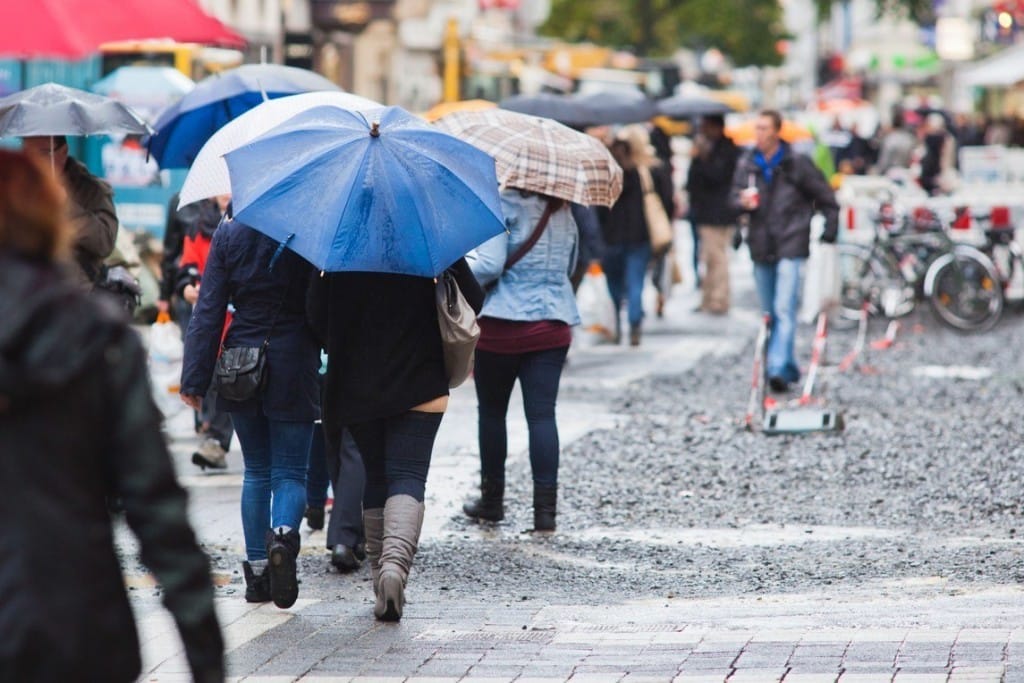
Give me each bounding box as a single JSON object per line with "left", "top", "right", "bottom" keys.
{"left": 462, "top": 189, "right": 579, "bottom": 532}
{"left": 308, "top": 258, "right": 484, "bottom": 621}
{"left": 181, "top": 216, "right": 320, "bottom": 610}
{"left": 598, "top": 127, "right": 674, "bottom": 346}
{"left": 20, "top": 135, "right": 117, "bottom": 289}
{"left": 919, "top": 113, "right": 957, "bottom": 196}
{"left": 731, "top": 110, "right": 839, "bottom": 393}
{"left": 176, "top": 194, "right": 235, "bottom": 470}
{"left": 0, "top": 150, "right": 223, "bottom": 683}
{"left": 686, "top": 114, "right": 739, "bottom": 314}
{"left": 873, "top": 111, "right": 916, "bottom": 175}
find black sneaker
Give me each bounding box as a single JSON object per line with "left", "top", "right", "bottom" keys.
{"left": 265, "top": 527, "right": 300, "bottom": 609}
{"left": 768, "top": 376, "right": 790, "bottom": 393}
{"left": 304, "top": 506, "right": 325, "bottom": 531}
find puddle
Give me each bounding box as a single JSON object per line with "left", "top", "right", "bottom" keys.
{"left": 573, "top": 524, "right": 904, "bottom": 548}
{"left": 911, "top": 365, "right": 993, "bottom": 380}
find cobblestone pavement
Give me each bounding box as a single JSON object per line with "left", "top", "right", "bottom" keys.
{"left": 125, "top": 248, "right": 1024, "bottom": 683}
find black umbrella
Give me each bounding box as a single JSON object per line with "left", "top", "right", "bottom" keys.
{"left": 655, "top": 94, "right": 733, "bottom": 120}
{"left": 500, "top": 91, "right": 656, "bottom": 128}
{"left": 0, "top": 82, "right": 151, "bottom": 137}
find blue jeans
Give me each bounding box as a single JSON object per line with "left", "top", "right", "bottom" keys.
{"left": 604, "top": 243, "right": 652, "bottom": 328}
{"left": 474, "top": 346, "right": 569, "bottom": 488}
{"left": 753, "top": 258, "right": 804, "bottom": 383}
{"left": 232, "top": 413, "right": 313, "bottom": 561}
{"left": 349, "top": 411, "right": 444, "bottom": 510}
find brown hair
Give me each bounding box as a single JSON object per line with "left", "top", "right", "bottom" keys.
{"left": 759, "top": 109, "right": 783, "bottom": 132}
{"left": 0, "top": 150, "right": 70, "bottom": 261}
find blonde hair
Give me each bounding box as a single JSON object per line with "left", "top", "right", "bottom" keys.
{"left": 616, "top": 124, "right": 660, "bottom": 168}
{"left": 0, "top": 150, "right": 70, "bottom": 261}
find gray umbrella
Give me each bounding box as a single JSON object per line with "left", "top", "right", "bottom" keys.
{"left": 655, "top": 94, "right": 734, "bottom": 120}
{"left": 0, "top": 82, "right": 151, "bottom": 137}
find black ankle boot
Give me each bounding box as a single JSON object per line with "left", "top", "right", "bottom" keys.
{"left": 265, "top": 527, "right": 301, "bottom": 609}
{"left": 462, "top": 477, "right": 505, "bottom": 522}
{"left": 533, "top": 484, "right": 557, "bottom": 532}
{"left": 242, "top": 561, "right": 270, "bottom": 603}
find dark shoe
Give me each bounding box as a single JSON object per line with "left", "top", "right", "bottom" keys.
{"left": 191, "top": 438, "right": 227, "bottom": 471}
{"left": 462, "top": 477, "right": 504, "bottom": 522}
{"left": 768, "top": 376, "right": 790, "bottom": 393}
{"left": 533, "top": 484, "right": 557, "bottom": 532}
{"left": 265, "top": 527, "right": 300, "bottom": 609}
{"left": 305, "top": 506, "right": 325, "bottom": 531}
{"left": 629, "top": 325, "right": 641, "bottom": 347}
{"left": 242, "top": 561, "right": 271, "bottom": 603}
{"left": 354, "top": 542, "right": 367, "bottom": 561}
{"left": 656, "top": 294, "right": 665, "bottom": 318}
{"left": 330, "top": 544, "right": 362, "bottom": 573}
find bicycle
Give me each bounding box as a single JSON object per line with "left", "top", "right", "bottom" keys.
{"left": 924, "top": 208, "right": 1010, "bottom": 333}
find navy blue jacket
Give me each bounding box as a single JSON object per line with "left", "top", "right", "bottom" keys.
{"left": 181, "top": 219, "right": 320, "bottom": 422}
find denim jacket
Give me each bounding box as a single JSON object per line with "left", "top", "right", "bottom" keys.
{"left": 467, "top": 190, "right": 580, "bottom": 325}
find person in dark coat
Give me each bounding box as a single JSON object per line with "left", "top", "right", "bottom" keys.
{"left": 686, "top": 114, "right": 739, "bottom": 314}
{"left": 597, "top": 126, "right": 674, "bottom": 346}
{"left": 731, "top": 110, "right": 839, "bottom": 393}
{"left": 21, "top": 135, "right": 118, "bottom": 288}
{"left": 308, "top": 259, "right": 483, "bottom": 622}
{"left": 181, "top": 217, "right": 320, "bottom": 610}
{"left": 0, "top": 150, "right": 223, "bottom": 683}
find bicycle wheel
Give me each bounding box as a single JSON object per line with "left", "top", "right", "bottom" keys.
{"left": 925, "top": 247, "right": 1004, "bottom": 333}
{"left": 837, "top": 243, "right": 913, "bottom": 323}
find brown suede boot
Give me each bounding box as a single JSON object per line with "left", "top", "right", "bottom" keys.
{"left": 375, "top": 494, "right": 425, "bottom": 622}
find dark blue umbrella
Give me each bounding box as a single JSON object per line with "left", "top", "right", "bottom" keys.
{"left": 147, "top": 64, "right": 339, "bottom": 168}
{"left": 224, "top": 105, "right": 506, "bottom": 277}
{"left": 656, "top": 94, "right": 733, "bottom": 120}
{"left": 500, "top": 91, "right": 656, "bottom": 127}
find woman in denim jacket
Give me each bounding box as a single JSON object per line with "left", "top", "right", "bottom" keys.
{"left": 463, "top": 189, "right": 580, "bottom": 532}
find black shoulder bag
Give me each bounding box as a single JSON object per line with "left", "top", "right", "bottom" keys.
{"left": 214, "top": 281, "right": 289, "bottom": 403}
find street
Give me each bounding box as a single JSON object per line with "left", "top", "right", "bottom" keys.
{"left": 121, "top": 251, "right": 1024, "bottom": 683}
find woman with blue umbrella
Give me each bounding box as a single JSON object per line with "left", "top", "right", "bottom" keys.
{"left": 223, "top": 105, "right": 502, "bottom": 621}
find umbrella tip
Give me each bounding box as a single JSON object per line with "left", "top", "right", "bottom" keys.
{"left": 370, "top": 121, "right": 380, "bottom": 138}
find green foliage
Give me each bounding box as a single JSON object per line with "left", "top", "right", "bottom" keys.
{"left": 814, "top": 0, "right": 935, "bottom": 24}
{"left": 540, "top": 0, "right": 787, "bottom": 65}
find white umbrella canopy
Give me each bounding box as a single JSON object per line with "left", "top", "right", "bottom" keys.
{"left": 178, "top": 91, "right": 381, "bottom": 207}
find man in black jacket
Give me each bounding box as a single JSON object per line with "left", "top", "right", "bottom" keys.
{"left": 731, "top": 110, "right": 839, "bottom": 392}
{"left": 687, "top": 115, "right": 739, "bottom": 314}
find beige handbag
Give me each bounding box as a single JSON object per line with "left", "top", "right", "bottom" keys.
{"left": 638, "top": 165, "right": 673, "bottom": 254}
{"left": 436, "top": 269, "right": 480, "bottom": 388}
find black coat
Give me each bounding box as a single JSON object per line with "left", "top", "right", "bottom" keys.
{"left": 686, "top": 136, "right": 740, "bottom": 227}
{"left": 0, "top": 252, "right": 222, "bottom": 683}
{"left": 598, "top": 163, "right": 674, "bottom": 246}
{"left": 730, "top": 145, "right": 839, "bottom": 263}
{"left": 307, "top": 259, "right": 483, "bottom": 428}
{"left": 181, "top": 219, "right": 321, "bottom": 421}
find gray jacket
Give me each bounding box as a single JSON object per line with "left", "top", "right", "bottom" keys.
{"left": 730, "top": 144, "right": 839, "bottom": 264}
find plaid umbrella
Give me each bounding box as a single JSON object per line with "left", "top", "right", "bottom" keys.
{"left": 433, "top": 109, "right": 622, "bottom": 208}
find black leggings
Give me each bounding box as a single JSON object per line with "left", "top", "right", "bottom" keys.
{"left": 349, "top": 411, "right": 444, "bottom": 509}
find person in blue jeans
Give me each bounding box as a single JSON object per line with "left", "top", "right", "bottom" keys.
{"left": 731, "top": 110, "right": 839, "bottom": 392}
{"left": 598, "top": 129, "right": 674, "bottom": 346}
{"left": 182, "top": 217, "right": 320, "bottom": 610}
{"left": 463, "top": 189, "right": 579, "bottom": 532}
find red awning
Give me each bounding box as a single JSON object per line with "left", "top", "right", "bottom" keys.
{"left": 0, "top": 0, "right": 245, "bottom": 60}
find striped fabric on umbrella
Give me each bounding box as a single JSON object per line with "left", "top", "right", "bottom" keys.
{"left": 433, "top": 109, "right": 623, "bottom": 208}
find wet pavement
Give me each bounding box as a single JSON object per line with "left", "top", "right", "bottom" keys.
{"left": 123, "top": 248, "right": 1024, "bottom": 683}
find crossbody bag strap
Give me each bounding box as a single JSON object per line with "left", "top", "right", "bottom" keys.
{"left": 503, "top": 198, "right": 563, "bottom": 273}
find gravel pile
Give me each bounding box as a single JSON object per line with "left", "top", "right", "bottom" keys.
{"left": 413, "top": 310, "right": 1024, "bottom": 603}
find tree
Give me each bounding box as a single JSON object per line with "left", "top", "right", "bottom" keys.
{"left": 814, "top": 0, "right": 935, "bottom": 24}
{"left": 540, "top": 0, "right": 788, "bottom": 65}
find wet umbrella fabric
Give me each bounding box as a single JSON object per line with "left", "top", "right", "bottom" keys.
{"left": 179, "top": 91, "right": 381, "bottom": 208}
{"left": 147, "top": 64, "right": 340, "bottom": 169}
{"left": 0, "top": 83, "right": 150, "bottom": 137}
{"left": 499, "top": 91, "right": 655, "bottom": 127}
{"left": 433, "top": 108, "right": 623, "bottom": 208}
{"left": 93, "top": 66, "right": 196, "bottom": 100}
{"left": 656, "top": 94, "right": 733, "bottom": 119}
{"left": 224, "top": 106, "right": 506, "bottom": 278}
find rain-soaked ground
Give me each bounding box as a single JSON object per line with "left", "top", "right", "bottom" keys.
{"left": 247, "top": 303, "right": 1024, "bottom": 610}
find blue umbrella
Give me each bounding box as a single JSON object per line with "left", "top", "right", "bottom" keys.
{"left": 147, "top": 64, "right": 339, "bottom": 168}
{"left": 224, "top": 105, "right": 506, "bottom": 278}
